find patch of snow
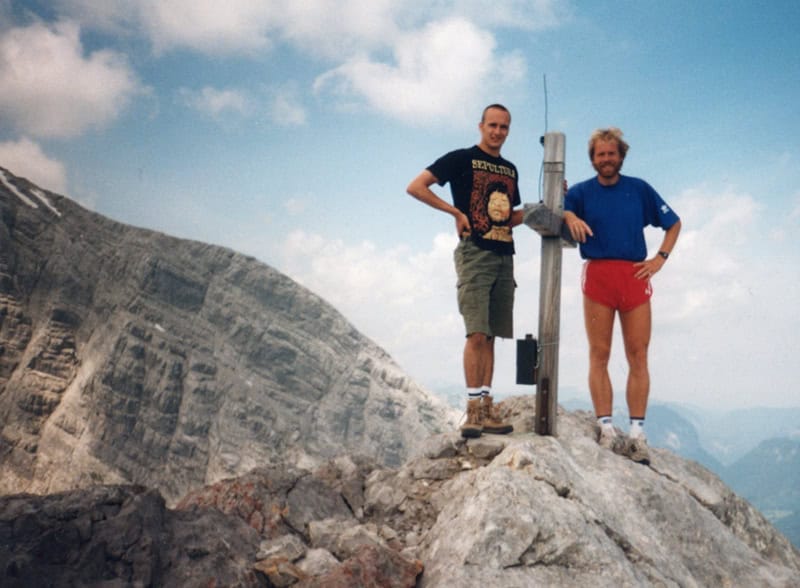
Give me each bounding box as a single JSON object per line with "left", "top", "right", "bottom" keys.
{"left": 31, "top": 188, "right": 62, "bottom": 217}
{"left": 0, "top": 170, "right": 38, "bottom": 209}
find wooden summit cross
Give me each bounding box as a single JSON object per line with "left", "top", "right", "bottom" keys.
{"left": 520, "top": 132, "right": 574, "bottom": 436}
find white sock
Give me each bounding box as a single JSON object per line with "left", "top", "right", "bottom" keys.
{"left": 467, "top": 387, "right": 482, "bottom": 401}
{"left": 629, "top": 418, "right": 645, "bottom": 439}
{"left": 480, "top": 386, "right": 491, "bottom": 398}
{"left": 597, "top": 416, "right": 613, "bottom": 428}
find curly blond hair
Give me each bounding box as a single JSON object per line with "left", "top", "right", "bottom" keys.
{"left": 588, "top": 127, "right": 629, "bottom": 160}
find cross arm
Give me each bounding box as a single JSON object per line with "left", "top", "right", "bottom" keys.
{"left": 521, "top": 202, "right": 576, "bottom": 246}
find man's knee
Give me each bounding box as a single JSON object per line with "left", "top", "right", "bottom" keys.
{"left": 626, "top": 347, "right": 649, "bottom": 371}
{"left": 467, "top": 331, "right": 490, "bottom": 341}
{"left": 466, "top": 332, "right": 492, "bottom": 349}
{"left": 589, "top": 344, "right": 612, "bottom": 366}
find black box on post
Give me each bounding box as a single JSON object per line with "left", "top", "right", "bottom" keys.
{"left": 516, "top": 334, "right": 538, "bottom": 386}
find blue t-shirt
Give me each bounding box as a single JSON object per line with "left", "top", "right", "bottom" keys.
{"left": 564, "top": 175, "right": 680, "bottom": 261}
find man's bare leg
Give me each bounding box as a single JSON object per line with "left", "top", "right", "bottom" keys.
{"left": 464, "top": 332, "right": 494, "bottom": 388}
{"left": 620, "top": 301, "right": 652, "bottom": 419}
{"left": 460, "top": 332, "right": 495, "bottom": 437}
{"left": 583, "top": 296, "right": 616, "bottom": 417}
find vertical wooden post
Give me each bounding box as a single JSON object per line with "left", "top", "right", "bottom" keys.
{"left": 535, "top": 132, "right": 566, "bottom": 436}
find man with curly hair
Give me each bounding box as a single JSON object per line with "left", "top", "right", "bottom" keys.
{"left": 563, "top": 128, "right": 682, "bottom": 464}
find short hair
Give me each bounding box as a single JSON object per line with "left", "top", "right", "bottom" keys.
{"left": 482, "top": 103, "right": 511, "bottom": 123}
{"left": 588, "top": 127, "right": 629, "bottom": 160}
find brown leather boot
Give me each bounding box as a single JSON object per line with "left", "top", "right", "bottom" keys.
{"left": 460, "top": 398, "right": 483, "bottom": 438}
{"left": 481, "top": 395, "right": 513, "bottom": 435}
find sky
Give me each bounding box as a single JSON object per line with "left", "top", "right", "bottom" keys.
{"left": 1, "top": 0, "right": 799, "bottom": 412}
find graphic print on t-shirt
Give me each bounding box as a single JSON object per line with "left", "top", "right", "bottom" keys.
{"left": 469, "top": 160, "right": 517, "bottom": 244}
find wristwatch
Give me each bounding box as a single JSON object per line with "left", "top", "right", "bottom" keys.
{"left": 658, "top": 251, "right": 670, "bottom": 260}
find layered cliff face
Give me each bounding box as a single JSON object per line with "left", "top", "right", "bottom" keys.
{"left": 0, "top": 167, "right": 457, "bottom": 504}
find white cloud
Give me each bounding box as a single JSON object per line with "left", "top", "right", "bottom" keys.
{"left": 179, "top": 86, "right": 252, "bottom": 118}
{"left": 52, "top": 0, "right": 570, "bottom": 58}
{"left": 24, "top": 2, "right": 574, "bottom": 133}
{"left": 49, "top": 0, "right": 139, "bottom": 33}
{"left": 267, "top": 84, "right": 307, "bottom": 126}
{"left": 0, "top": 21, "right": 143, "bottom": 138}
{"left": 179, "top": 84, "right": 307, "bottom": 127}
{"left": 278, "top": 229, "right": 463, "bottom": 378}
{"left": 427, "top": 0, "right": 573, "bottom": 31}
{"left": 771, "top": 191, "right": 800, "bottom": 242}
{"left": 313, "top": 18, "right": 526, "bottom": 125}
{"left": 655, "top": 187, "right": 762, "bottom": 322}
{"left": 0, "top": 138, "right": 68, "bottom": 194}
{"left": 276, "top": 0, "right": 401, "bottom": 59}
{"left": 53, "top": 0, "right": 277, "bottom": 55}
{"left": 43, "top": 2, "right": 555, "bottom": 126}
{"left": 137, "top": 0, "right": 276, "bottom": 55}
{"left": 640, "top": 186, "right": 799, "bottom": 408}
{"left": 274, "top": 181, "right": 800, "bottom": 409}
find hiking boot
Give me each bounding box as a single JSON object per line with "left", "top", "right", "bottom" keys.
{"left": 480, "top": 395, "right": 513, "bottom": 435}
{"left": 460, "top": 398, "right": 483, "bottom": 438}
{"left": 597, "top": 425, "right": 617, "bottom": 449}
{"left": 596, "top": 425, "right": 626, "bottom": 454}
{"left": 625, "top": 435, "right": 651, "bottom": 465}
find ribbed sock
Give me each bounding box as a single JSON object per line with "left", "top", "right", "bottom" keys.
{"left": 597, "top": 415, "right": 614, "bottom": 434}
{"left": 629, "top": 417, "right": 645, "bottom": 439}
{"left": 467, "top": 387, "right": 482, "bottom": 401}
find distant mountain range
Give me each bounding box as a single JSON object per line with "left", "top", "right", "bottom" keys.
{"left": 653, "top": 404, "right": 800, "bottom": 548}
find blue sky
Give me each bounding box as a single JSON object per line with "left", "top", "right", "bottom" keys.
{"left": 1, "top": 0, "right": 799, "bottom": 411}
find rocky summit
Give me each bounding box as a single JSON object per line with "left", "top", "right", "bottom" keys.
{"left": 1, "top": 167, "right": 799, "bottom": 587}
{"left": 1, "top": 398, "right": 799, "bottom": 587}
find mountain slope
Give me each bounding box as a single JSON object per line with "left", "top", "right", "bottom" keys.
{"left": 559, "top": 397, "right": 800, "bottom": 549}
{"left": 2, "top": 402, "right": 798, "bottom": 587}
{"left": 722, "top": 438, "right": 800, "bottom": 510}
{"left": 0, "top": 166, "right": 456, "bottom": 504}
{"left": 669, "top": 404, "right": 800, "bottom": 465}
{"left": 722, "top": 437, "right": 800, "bottom": 546}
{"left": 644, "top": 404, "right": 724, "bottom": 471}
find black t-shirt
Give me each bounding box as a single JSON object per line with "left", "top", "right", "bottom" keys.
{"left": 428, "top": 145, "right": 521, "bottom": 255}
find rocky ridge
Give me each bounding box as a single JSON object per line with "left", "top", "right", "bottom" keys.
{"left": 0, "top": 166, "right": 456, "bottom": 505}
{"left": 2, "top": 398, "right": 799, "bottom": 587}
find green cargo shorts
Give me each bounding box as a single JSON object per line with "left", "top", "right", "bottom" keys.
{"left": 454, "top": 238, "right": 515, "bottom": 338}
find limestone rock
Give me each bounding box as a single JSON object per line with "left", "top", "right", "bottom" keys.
{"left": 413, "top": 398, "right": 800, "bottom": 587}
{"left": 296, "top": 547, "right": 340, "bottom": 577}
{"left": 1, "top": 400, "right": 799, "bottom": 586}
{"left": 0, "top": 167, "right": 457, "bottom": 505}
{"left": 297, "top": 544, "right": 423, "bottom": 588}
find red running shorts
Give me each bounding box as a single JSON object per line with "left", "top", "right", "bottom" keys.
{"left": 582, "top": 260, "right": 652, "bottom": 312}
